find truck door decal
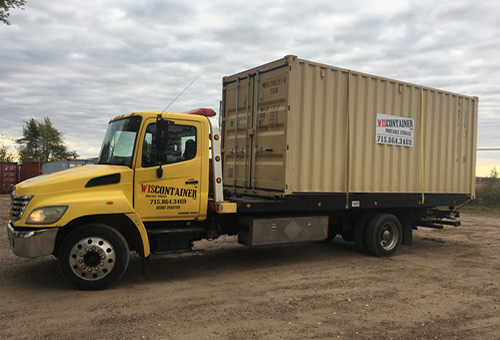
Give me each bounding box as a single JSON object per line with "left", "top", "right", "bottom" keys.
{"left": 135, "top": 120, "right": 201, "bottom": 220}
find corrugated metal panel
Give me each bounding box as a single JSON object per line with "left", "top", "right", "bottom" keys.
{"left": 42, "top": 159, "right": 92, "bottom": 174}
{"left": 42, "top": 160, "right": 69, "bottom": 174}
{"left": 222, "top": 55, "right": 478, "bottom": 198}
{"left": 19, "top": 162, "right": 43, "bottom": 182}
{"left": 287, "top": 60, "right": 349, "bottom": 193}
{"left": 347, "top": 73, "right": 423, "bottom": 193}
{"left": 0, "top": 162, "right": 18, "bottom": 194}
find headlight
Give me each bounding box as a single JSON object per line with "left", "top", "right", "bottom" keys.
{"left": 26, "top": 206, "right": 68, "bottom": 224}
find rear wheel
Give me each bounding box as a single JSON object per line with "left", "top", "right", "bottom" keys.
{"left": 341, "top": 229, "right": 354, "bottom": 242}
{"left": 58, "top": 224, "right": 129, "bottom": 290}
{"left": 365, "top": 214, "right": 402, "bottom": 257}
{"left": 327, "top": 226, "right": 337, "bottom": 241}
{"left": 354, "top": 214, "right": 372, "bottom": 253}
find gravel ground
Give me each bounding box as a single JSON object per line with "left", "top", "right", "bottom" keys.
{"left": 1, "top": 194, "right": 499, "bottom": 339}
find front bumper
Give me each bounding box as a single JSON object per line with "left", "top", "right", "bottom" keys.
{"left": 7, "top": 221, "right": 58, "bottom": 258}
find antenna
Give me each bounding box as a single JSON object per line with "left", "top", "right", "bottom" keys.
{"left": 161, "top": 75, "right": 200, "bottom": 113}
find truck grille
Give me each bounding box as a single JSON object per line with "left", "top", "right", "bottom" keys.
{"left": 10, "top": 195, "right": 33, "bottom": 221}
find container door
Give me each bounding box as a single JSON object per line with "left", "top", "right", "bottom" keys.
{"left": 222, "top": 65, "right": 289, "bottom": 194}
{"left": 1, "top": 163, "right": 18, "bottom": 194}
{"left": 222, "top": 75, "right": 255, "bottom": 190}
{"left": 249, "top": 67, "right": 289, "bottom": 193}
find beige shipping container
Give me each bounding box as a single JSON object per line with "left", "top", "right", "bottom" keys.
{"left": 221, "top": 55, "right": 478, "bottom": 200}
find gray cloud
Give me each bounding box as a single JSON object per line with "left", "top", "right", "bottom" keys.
{"left": 0, "top": 0, "right": 499, "bottom": 167}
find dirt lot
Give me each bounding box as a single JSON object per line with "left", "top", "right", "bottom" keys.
{"left": 1, "top": 194, "right": 499, "bottom": 340}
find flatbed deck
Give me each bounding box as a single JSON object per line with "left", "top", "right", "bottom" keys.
{"left": 226, "top": 192, "right": 471, "bottom": 214}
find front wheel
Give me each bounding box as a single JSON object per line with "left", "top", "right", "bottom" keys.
{"left": 365, "top": 214, "right": 402, "bottom": 257}
{"left": 58, "top": 224, "right": 130, "bottom": 290}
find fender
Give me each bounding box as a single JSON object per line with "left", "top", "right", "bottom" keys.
{"left": 15, "top": 191, "right": 151, "bottom": 258}
{"left": 124, "top": 212, "right": 150, "bottom": 257}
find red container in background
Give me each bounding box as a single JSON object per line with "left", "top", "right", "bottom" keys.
{"left": 0, "top": 162, "right": 18, "bottom": 194}
{"left": 19, "top": 162, "right": 43, "bottom": 182}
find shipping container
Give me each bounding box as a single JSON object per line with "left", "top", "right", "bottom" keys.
{"left": 222, "top": 55, "right": 478, "bottom": 200}
{"left": 0, "top": 162, "right": 18, "bottom": 194}
{"left": 19, "top": 162, "right": 43, "bottom": 182}
{"left": 42, "top": 159, "right": 96, "bottom": 175}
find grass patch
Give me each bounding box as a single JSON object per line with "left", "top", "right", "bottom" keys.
{"left": 461, "top": 204, "right": 500, "bottom": 217}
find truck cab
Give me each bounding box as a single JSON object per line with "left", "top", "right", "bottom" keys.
{"left": 8, "top": 109, "right": 235, "bottom": 289}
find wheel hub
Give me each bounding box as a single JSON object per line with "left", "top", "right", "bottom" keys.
{"left": 380, "top": 223, "right": 398, "bottom": 250}
{"left": 83, "top": 251, "right": 101, "bottom": 267}
{"left": 68, "top": 237, "right": 116, "bottom": 281}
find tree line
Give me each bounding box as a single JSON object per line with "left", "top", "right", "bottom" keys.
{"left": 474, "top": 167, "right": 500, "bottom": 208}
{"left": 0, "top": 117, "right": 78, "bottom": 163}
{"left": 0, "top": 0, "right": 26, "bottom": 25}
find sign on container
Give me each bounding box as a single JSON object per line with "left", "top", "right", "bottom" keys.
{"left": 375, "top": 113, "right": 414, "bottom": 147}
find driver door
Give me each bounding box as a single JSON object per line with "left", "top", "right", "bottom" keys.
{"left": 134, "top": 117, "right": 202, "bottom": 221}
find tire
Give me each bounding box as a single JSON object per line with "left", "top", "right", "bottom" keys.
{"left": 327, "top": 225, "right": 337, "bottom": 241}
{"left": 58, "top": 224, "right": 130, "bottom": 290}
{"left": 354, "top": 214, "right": 372, "bottom": 253}
{"left": 365, "top": 214, "right": 402, "bottom": 257}
{"left": 341, "top": 227, "right": 354, "bottom": 242}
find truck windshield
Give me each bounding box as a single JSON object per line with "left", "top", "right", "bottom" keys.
{"left": 97, "top": 116, "right": 142, "bottom": 167}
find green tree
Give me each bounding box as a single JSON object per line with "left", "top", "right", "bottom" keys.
{"left": 476, "top": 166, "right": 500, "bottom": 207}
{"left": 17, "top": 118, "right": 40, "bottom": 162}
{"left": 489, "top": 166, "right": 499, "bottom": 180}
{"left": 16, "top": 117, "right": 78, "bottom": 163}
{"left": 0, "top": 144, "right": 14, "bottom": 162}
{"left": 488, "top": 166, "right": 499, "bottom": 206}
{"left": 0, "top": 0, "right": 26, "bottom": 25}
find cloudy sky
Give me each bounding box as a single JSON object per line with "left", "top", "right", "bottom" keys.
{"left": 0, "top": 0, "right": 499, "bottom": 175}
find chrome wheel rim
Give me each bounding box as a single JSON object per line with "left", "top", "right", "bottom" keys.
{"left": 69, "top": 236, "right": 116, "bottom": 281}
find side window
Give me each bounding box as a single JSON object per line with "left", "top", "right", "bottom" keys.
{"left": 142, "top": 125, "right": 156, "bottom": 167}
{"left": 142, "top": 123, "right": 197, "bottom": 167}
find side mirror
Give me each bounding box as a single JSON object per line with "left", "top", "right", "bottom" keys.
{"left": 156, "top": 116, "right": 168, "bottom": 178}
{"left": 156, "top": 119, "right": 168, "bottom": 152}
